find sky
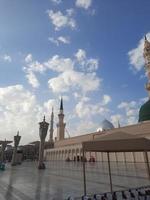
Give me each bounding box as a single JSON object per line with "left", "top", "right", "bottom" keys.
{"left": 0, "top": 0, "right": 150, "bottom": 144}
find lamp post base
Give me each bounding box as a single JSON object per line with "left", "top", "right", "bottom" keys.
{"left": 11, "top": 163, "right": 17, "bottom": 166}
{"left": 38, "top": 163, "right": 46, "bottom": 169}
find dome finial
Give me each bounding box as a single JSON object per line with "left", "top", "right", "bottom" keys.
{"left": 60, "top": 97, "right": 63, "bottom": 111}
{"left": 43, "top": 115, "right": 45, "bottom": 122}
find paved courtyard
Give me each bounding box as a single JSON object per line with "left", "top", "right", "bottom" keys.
{"left": 0, "top": 161, "right": 149, "bottom": 199}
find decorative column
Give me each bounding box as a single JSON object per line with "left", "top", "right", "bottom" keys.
{"left": 49, "top": 107, "right": 54, "bottom": 142}
{"left": 38, "top": 116, "right": 49, "bottom": 169}
{"left": 11, "top": 132, "right": 21, "bottom": 166}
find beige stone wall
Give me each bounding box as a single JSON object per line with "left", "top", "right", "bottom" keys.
{"left": 45, "top": 121, "right": 150, "bottom": 163}
{"left": 54, "top": 132, "right": 96, "bottom": 148}
{"left": 45, "top": 147, "right": 148, "bottom": 163}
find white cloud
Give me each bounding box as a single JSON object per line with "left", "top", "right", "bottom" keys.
{"left": 24, "top": 54, "right": 45, "bottom": 73}
{"left": 28, "top": 61, "right": 45, "bottom": 73}
{"left": 86, "top": 58, "right": 98, "bottom": 71}
{"left": 50, "top": 0, "right": 62, "bottom": 4}
{"left": 24, "top": 54, "right": 45, "bottom": 88}
{"left": 47, "top": 10, "right": 76, "bottom": 31}
{"left": 44, "top": 99, "right": 58, "bottom": 112}
{"left": 74, "top": 120, "right": 98, "bottom": 135}
{"left": 110, "top": 114, "right": 123, "bottom": 127}
{"left": 75, "top": 49, "right": 99, "bottom": 72}
{"left": 118, "top": 101, "right": 136, "bottom": 109}
{"left": 117, "top": 101, "right": 138, "bottom": 124}
{"left": 58, "top": 36, "right": 70, "bottom": 44}
{"left": 48, "top": 37, "right": 59, "bottom": 46}
{"left": 76, "top": 0, "right": 92, "bottom": 9}
{"left": 0, "top": 85, "right": 43, "bottom": 144}
{"left": 48, "top": 75, "right": 69, "bottom": 93}
{"left": 48, "top": 36, "right": 70, "bottom": 46}
{"left": 139, "top": 97, "right": 148, "bottom": 103}
{"left": 62, "top": 95, "right": 69, "bottom": 101}
{"left": 44, "top": 55, "right": 74, "bottom": 72}
{"left": 75, "top": 100, "right": 91, "bottom": 118}
{"left": 128, "top": 33, "right": 150, "bottom": 72}
{"left": 75, "top": 96, "right": 110, "bottom": 118}
{"left": 73, "top": 92, "right": 82, "bottom": 99}
{"left": 2, "top": 54, "right": 12, "bottom": 62}
{"left": 75, "top": 49, "right": 86, "bottom": 62}
{"left": 25, "top": 54, "right": 32, "bottom": 63}
{"left": 66, "top": 8, "right": 75, "bottom": 16}
{"left": 23, "top": 49, "right": 100, "bottom": 93}
{"left": 26, "top": 71, "right": 40, "bottom": 88}
{"left": 44, "top": 49, "right": 100, "bottom": 94}
{"left": 101, "top": 95, "right": 112, "bottom": 105}
{"left": 48, "top": 70, "right": 101, "bottom": 93}
{"left": 117, "top": 97, "right": 148, "bottom": 125}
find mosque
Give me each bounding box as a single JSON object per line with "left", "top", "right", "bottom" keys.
{"left": 44, "top": 36, "right": 150, "bottom": 163}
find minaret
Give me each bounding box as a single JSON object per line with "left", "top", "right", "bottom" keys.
{"left": 138, "top": 35, "right": 150, "bottom": 122}
{"left": 57, "top": 97, "right": 66, "bottom": 141}
{"left": 143, "top": 35, "right": 150, "bottom": 96}
{"left": 49, "top": 107, "right": 54, "bottom": 142}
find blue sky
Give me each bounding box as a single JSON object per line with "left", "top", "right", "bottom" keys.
{"left": 0, "top": 0, "right": 150, "bottom": 144}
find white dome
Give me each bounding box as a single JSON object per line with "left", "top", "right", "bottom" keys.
{"left": 97, "top": 119, "right": 114, "bottom": 132}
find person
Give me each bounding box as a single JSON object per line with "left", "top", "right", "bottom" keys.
{"left": 0, "top": 162, "right": 5, "bottom": 171}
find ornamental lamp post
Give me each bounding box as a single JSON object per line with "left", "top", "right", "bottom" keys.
{"left": 38, "top": 116, "right": 49, "bottom": 169}
{"left": 11, "top": 131, "right": 21, "bottom": 166}
{"left": 1, "top": 139, "right": 12, "bottom": 163}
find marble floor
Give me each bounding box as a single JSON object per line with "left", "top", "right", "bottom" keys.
{"left": 0, "top": 161, "right": 149, "bottom": 200}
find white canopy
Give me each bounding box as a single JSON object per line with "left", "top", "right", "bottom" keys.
{"left": 82, "top": 137, "right": 150, "bottom": 152}
{"left": 81, "top": 132, "right": 150, "bottom": 195}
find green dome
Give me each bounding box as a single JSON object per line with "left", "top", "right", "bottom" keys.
{"left": 139, "top": 99, "right": 150, "bottom": 122}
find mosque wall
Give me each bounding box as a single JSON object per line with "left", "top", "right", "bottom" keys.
{"left": 45, "top": 148, "right": 149, "bottom": 163}
{"left": 44, "top": 121, "right": 150, "bottom": 163}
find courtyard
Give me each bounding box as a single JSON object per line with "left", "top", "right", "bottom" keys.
{"left": 0, "top": 161, "right": 149, "bottom": 199}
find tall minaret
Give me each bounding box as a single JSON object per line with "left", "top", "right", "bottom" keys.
{"left": 57, "top": 97, "right": 66, "bottom": 141}
{"left": 138, "top": 36, "right": 150, "bottom": 122}
{"left": 49, "top": 107, "right": 54, "bottom": 142}
{"left": 143, "top": 35, "right": 150, "bottom": 96}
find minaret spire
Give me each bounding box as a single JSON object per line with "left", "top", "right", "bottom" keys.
{"left": 143, "top": 35, "right": 150, "bottom": 97}
{"left": 60, "top": 97, "right": 63, "bottom": 112}
{"left": 49, "top": 107, "right": 54, "bottom": 142}
{"left": 57, "top": 97, "right": 66, "bottom": 141}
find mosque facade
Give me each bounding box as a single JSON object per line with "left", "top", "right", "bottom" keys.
{"left": 44, "top": 37, "right": 150, "bottom": 163}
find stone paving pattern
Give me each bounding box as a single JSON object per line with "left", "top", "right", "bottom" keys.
{"left": 0, "top": 161, "right": 149, "bottom": 199}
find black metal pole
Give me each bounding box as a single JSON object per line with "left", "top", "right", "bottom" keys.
{"left": 107, "top": 152, "right": 113, "bottom": 193}
{"left": 83, "top": 150, "right": 87, "bottom": 196}
{"left": 144, "top": 151, "right": 150, "bottom": 180}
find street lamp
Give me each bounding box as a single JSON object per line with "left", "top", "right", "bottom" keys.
{"left": 38, "top": 116, "right": 49, "bottom": 169}
{"left": 11, "top": 131, "right": 21, "bottom": 166}
{"left": 0, "top": 139, "right": 12, "bottom": 163}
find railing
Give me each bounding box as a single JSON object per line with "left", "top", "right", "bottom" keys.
{"left": 67, "top": 185, "right": 150, "bottom": 200}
